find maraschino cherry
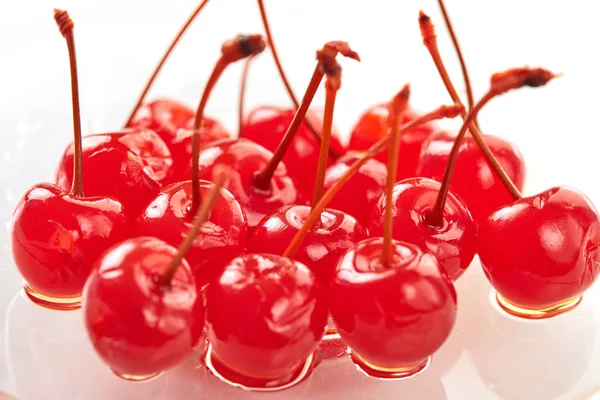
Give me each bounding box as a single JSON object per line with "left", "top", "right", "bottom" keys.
{"left": 454, "top": 68, "right": 599, "bottom": 319}
{"left": 322, "top": 87, "right": 458, "bottom": 379}
{"left": 205, "top": 252, "right": 328, "bottom": 391}
{"left": 11, "top": 10, "right": 129, "bottom": 310}
{"left": 124, "top": 1, "right": 231, "bottom": 182}
{"left": 247, "top": 54, "right": 366, "bottom": 286}
{"left": 323, "top": 103, "right": 463, "bottom": 228}
{"left": 240, "top": 41, "right": 359, "bottom": 198}
{"left": 416, "top": 11, "right": 525, "bottom": 224}
{"left": 133, "top": 37, "right": 254, "bottom": 288}
{"left": 83, "top": 170, "right": 227, "bottom": 381}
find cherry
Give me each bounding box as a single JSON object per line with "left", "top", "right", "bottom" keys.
{"left": 328, "top": 87, "right": 457, "bottom": 379}
{"left": 247, "top": 55, "right": 366, "bottom": 285}
{"left": 346, "top": 105, "right": 438, "bottom": 180}
{"left": 324, "top": 103, "right": 464, "bottom": 228}
{"left": 205, "top": 253, "right": 328, "bottom": 391}
{"left": 242, "top": 41, "right": 359, "bottom": 199}
{"left": 83, "top": 171, "right": 226, "bottom": 381}
{"left": 10, "top": 10, "right": 129, "bottom": 310}
{"left": 417, "top": 11, "right": 525, "bottom": 224}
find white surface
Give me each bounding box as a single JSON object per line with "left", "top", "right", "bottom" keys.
{"left": 1, "top": 0, "right": 600, "bottom": 399}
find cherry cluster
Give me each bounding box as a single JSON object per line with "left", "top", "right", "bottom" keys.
{"left": 9, "top": 2, "right": 600, "bottom": 392}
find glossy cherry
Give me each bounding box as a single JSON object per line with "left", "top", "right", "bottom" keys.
{"left": 330, "top": 237, "right": 457, "bottom": 377}
{"left": 10, "top": 10, "right": 130, "bottom": 310}
{"left": 83, "top": 236, "right": 203, "bottom": 380}
{"left": 134, "top": 181, "right": 247, "bottom": 289}
{"left": 479, "top": 187, "right": 600, "bottom": 318}
{"left": 205, "top": 253, "right": 328, "bottom": 390}
{"left": 241, "top": 107, "right": 344, "bottom": 198}
{"left": 368, "top": 178, "right": 476, "bottom": 280}
{"left": 128, "top": 99, "right": 230, "bottom": 182}
{"left": 347, "top": 104, "right": 438, "bottom": 180}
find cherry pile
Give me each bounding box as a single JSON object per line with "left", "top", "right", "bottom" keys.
{"left": 9, "top": 3, "right": 600, "bottom": 392}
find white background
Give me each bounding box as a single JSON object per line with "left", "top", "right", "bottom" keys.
{"left": 1, "top": 1, "right": 600, "bottom": 399}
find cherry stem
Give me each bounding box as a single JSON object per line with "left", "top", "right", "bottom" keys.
{"left": 123, "top": 0, "right": 211, "bottom": 127}
{"left": 338, "top": 103, "right": 464, "bottom": 163}
{"left": 283, "top": 101, "right": 451, "bottom": 259}
{"left": 425, "top": 67, "right": 558, "bottom": 226}
{"left": 254, "top": 43, "right": 359, "bottom": 190}
{"left": 191, "top": 34, "right": 266, "bottom": 215}
{"left": 311, "top": 61, "right": 341, "bottom": 209}
{"left": 54, "top": 10, "right": 84, "bottom": 198}
{"left": 161, "top": 168, "right": 228, "bottom": 288}
{"left": 381, "top": 86, "right": 410, "bottom": 265}
{"left": 256, "top": 0, "right": 338, "bottom": 157}
{"left": 419, "top": 11, "right": 520, "bottom": 199}
{"left": 237, "top": 55, "right": 256, "bottom": 138}
{"left": 437, "top": 0, "right": 474, "bottom": 111}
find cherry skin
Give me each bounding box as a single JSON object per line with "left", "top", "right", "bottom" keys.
{"left": 329, "top": 238, "right": 457, "bottom": 374}
{"left": 129, "top": 98, "right": 231, "bottom": 183}
{"left": 322, "top": 156, "right": 387, "bottom": 228}
{"left": 241, "top": 106, "right": 345, "bottom": 199}
{"left": 347, "top": 104, "right": 438, "bottom": 180}
{"left": 478, "top": 186, "right": 600, "bottom": 313}
{"left": 83, "top": 236, "right": 203, "bottom": 379}
{"left": 417, "top": 130, "right": 525, "bottom": 225}
{"left": 206, "top": 253, "right": 328, "bottom": 383}
{"left": 189, "top": 138, "right": 303, "bottom": 233}
{"left": 247, "top": 205, "right": 367, "bottom": 285}
{"left": 133, "top": 180, "right": 247, "bottom": 289}
{"left": 55, "top": 133, "right": 163, "bottom": 218}
{"left": 11, "top": 183, "right": 129, "bottom": 305}
{"left": 368, "top": 178, "right": 477, "bottom": 281}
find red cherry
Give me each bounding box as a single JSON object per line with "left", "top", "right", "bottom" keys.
{"left": 347, "top": 104, "right": 437, "bottom": 180}
{"left": 55, "top": 134, "right": 162, "bottom": 219}
{"left": 128, "top": 99, "right": 230, "bottom": 182}
{"left": 330, "top": 237, "right": 457, "bottom": 377}
{"left": 205, "top": 253, "right": 327, "bottom": 389}
{"left": 368, "top": 178, "right": 476, "bottom": 280}
{"left": 478, "top": 187, "right": 600, "bottom": 317}
{"left": 248, "top": 205, "right": 366, "bottom": 284}
{"left": 134, "top": 180, "right": 247, "bottom": 288}
{"left": 83, "top": 236, "right": 203, "bottom": 380}
{"left": 241, "top": 106, "right": 344, "bottom": 197}
{"left": 323, "top": 156, "right": 387, "bottom": 227}
{"left": 194, "top": 138, "right": 301, "bottom": 231}
{"left": 11, "top": 184, "right": 129, "bottom": 307}
{"left": 10, "top": 10, "right": 130, "bottom": 310}
{"left": 417, "top": 131, "right": 525, "bottom": 224}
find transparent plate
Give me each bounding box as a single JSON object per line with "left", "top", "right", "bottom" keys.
{"left": 1, "top": 1, "right": 600, "bottom": 399}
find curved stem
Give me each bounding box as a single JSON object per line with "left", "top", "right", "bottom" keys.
{"left": 54, "top": 10, "right": 84, "bottom": 198}
{"left": 124, "top": 0, "right": 211, "bottom": 127}
{"left": 311, "top": 79, "right": 338, "bottom": 209}
{"left": 437, "top": 0, "right": 474, "bottom": 110}
{"left": 161, "top": 171, "right": 226, "bottom": 288}
{"left": 237, "top": 55, "right": 255, "bottom": 138}
{"left": 419, "top": 11, "right": 521, "bottom": 200}
{"left": 254, "top": 67, "right": 323, "bottom": 190}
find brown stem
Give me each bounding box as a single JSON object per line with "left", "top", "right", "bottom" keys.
{"left": 237, "top": 55, "right": 255, "bottom": 138}
{"left": 191, "top": 34, "right": 266, "bottom": 215}
{"left": 124, "top": 0, "right": 211, "bottom": 127}
{"left": 161, "top": 168, "right": 228, "bottom": 288}
{"left": 54, "top": 10, "right": 84, "bottom": 198}
{"left": 254, "top": 44, "right": 359, "bottom": 191}
{"left": 255, "top": 0, "right": 338, "bottom": 157}
{"left": 419, "top": 10, "right": 520, "bottom": 200}
{"left": 381, "top": 86, "right": 410, "bottom": 265}
{"left": 311, "top": 62, "right": 341, "bottom": 209}
{"left": 437, "top": 0, "right": 474, "bottom": 111}
{"left": 425, "top": 67, "right": 557, "bottom": 226}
